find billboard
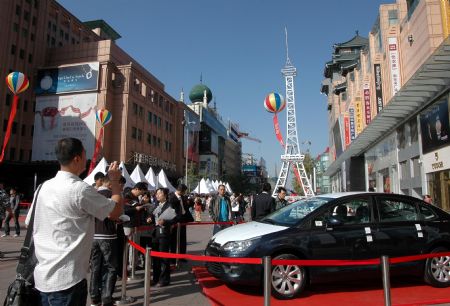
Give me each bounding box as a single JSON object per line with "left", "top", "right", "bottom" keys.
{"left": 363, "top": 84, "right": 371, "bottom": 125}
{"left": 35, "top": 62, "right": 99, "bottom": 95}
{"left": 32, "top": 93, "right": 97, "bottom": 161}
{"left": 420, "top": 98, "right": 450, "bottom": 154}
{"left": 333, "top": 117, "right": 344, "bottom": 158}
{"left": 349, "top": 108, "right": 356, "bottom": 140}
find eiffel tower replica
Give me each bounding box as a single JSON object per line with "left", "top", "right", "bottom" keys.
{"left": 272, "top": 28, "right": 314, "bottom": 198}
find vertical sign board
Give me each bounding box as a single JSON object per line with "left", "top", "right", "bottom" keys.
{"left": 349, "top": 108, "right": 356, "bottom": 140}
{"left": 388, "top": 37, "right": 401, "bottom": 95}
{"left": 344, "top": 115, "right": 350, "bottom": 148}
{"left": 355, "top": 100, "right": 363, "bottom": 134}
{"left": 374, "top": 64, "right": 384, "bottom": 113}
{"left": 363, "top": 84, "right": 372, "bottom": 125}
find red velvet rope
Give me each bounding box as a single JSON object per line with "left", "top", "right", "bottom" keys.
{"left": 127, "top": 235, "right": 450, "bottom": 267}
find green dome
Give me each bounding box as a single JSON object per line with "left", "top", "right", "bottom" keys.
{"left": 189, "top": 84, "right": 213, "bottom": 103}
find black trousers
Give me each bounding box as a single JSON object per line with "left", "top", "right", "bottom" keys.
{"left": 152, "top": 236, "right": 171, "bottom": 285}
{"left": 89, "top": 239, "right": 118, "bottom": 305}
{"left": 170, "top": 224, "right": 187, "bottom": 255}
{"left": 4, "top": 210, "right": 20, "bottom": 235}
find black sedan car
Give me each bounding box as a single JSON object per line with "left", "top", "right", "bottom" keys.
{"left": 205, "top": 192, "right": 450, "bottom": 299}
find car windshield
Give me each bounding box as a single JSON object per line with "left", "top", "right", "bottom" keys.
{"left": 260, "top": 197, "right": 332, "bottom": 227}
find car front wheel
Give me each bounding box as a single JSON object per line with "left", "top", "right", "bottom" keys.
{"left": 424, "top": 246, "right": 450, "bottom": 287}
{"left": 271, "top": 254, "right": 307, "bottom": 299}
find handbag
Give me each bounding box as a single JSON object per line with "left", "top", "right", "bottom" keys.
{"left": 4, "top": 184, "right": 43, "bottom": 306}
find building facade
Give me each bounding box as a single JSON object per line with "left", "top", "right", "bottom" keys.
{"left": 0, "top": 0, "right": 186, "bottom": 196}
{"left": 323, "top": 0, "right": 450, "bottom": 211}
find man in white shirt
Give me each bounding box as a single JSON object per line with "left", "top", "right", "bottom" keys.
{"left": 26, "top": 138, "right": 124, "bottom": 306}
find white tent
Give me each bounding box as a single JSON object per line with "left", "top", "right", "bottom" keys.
{"left": 225, "top": 182, "right": 233, "bottom": 194}
{"left": 157, "top": 169, "right": 176, "bottom": 192}
{"left": 145, "top": 167, "right": 158, "bottom": 190}
{"left": 192, "top": 178, "right": 214, "bottom": 194}
{"left": 84, "top": 158, "right": 108, "bottom": 186}
{"left": 212, "top": 180, "right": 219, "bottom": 191}
{"left": 130, "top": 164, "right": 148, "bottom": 185}
{"left": 119, "top": 161, "right": 134, "bottom": 189}
{"left": 205, "top": 179, "right": 215, "bottom": 193}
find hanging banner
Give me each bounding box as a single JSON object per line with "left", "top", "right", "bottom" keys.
{"left": 349, "top": 108, "right": 356, "bottom": 140}
{"left": 273, "top": 114, "right": 285, "bottom": 147}
{"left": 363, "top": 84, "right": 372, "bottom": 125}
{"left": 374, "top": 64, "right": 384, "bottom": 113}
{"left": 355, "top": 100, "right": 363, "bottom": 134}
{"left": 344, "top": 115, "right": 350, "bottom": 147}
{"left": 32, "top": 93, "right": 97, "bottom": 161}
{"left": 388, "top": 37, "right": 401, "bottom": 95}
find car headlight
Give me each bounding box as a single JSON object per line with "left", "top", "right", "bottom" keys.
{"left": 222, "top": 237, "right": 259, "bottom": 253}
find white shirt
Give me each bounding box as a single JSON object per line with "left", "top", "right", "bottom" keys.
{"left": 26, "top": 171, "right": 116, "bottom": 292}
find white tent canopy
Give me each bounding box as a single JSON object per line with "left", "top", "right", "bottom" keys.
{"left": 130, "top": 164, "right": 148, "bottom": 186}
{"left": 157, "top": 169, "right": 176, "bottom": 192}
{"left": 84, "top": 158, "right": 108, "bottom": 186}
{"left": 192, "top": 178, "right": 215, "bottom": 194}
{"left": 119, "top": 161, "right": 134, "bottom": 189}
{"left": 145, "top": 167, "right": 158, "bottom": 190}
{"left": 225, "top": 182, "right": 233, "bottom": 194}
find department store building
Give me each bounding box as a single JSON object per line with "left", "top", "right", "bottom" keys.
{"left": 323, "top": 0, "right": 450, "bottom": 211}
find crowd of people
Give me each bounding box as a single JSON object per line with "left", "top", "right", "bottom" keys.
{"left": 0, "top": 183, "right": 22, "bottom": 238}
{"left": 1, "top": 137, "right": 302, "bottom": 306}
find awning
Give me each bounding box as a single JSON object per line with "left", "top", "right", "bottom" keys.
{"left": 324, "top": 36, "right": 450, "bottom": 176}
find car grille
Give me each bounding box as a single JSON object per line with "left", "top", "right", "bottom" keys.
{"left": 205, "top": 244, "right": 225, "bottom": 275}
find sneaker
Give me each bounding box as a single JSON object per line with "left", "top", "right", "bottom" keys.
{"left": 1, "top": 234, "right": 8, "bottom": 237}
{"left": 13, "top": 234, "right": 19, "bottom": 237}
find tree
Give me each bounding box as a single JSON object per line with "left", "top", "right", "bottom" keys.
{"left": 186, "top": 163, "right": 201, "bottom": 192}
{"left": 291, "top": 152, "right": 315, "bottom": 196}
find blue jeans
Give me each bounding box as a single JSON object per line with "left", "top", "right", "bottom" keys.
{"left": 40, "top": 279, "right": 87, "bottom": 306}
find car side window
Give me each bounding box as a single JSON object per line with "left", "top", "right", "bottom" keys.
{"left": 378, "top": 198, "right": 419, "bottom": 222}
{"left": 330, "top": 199, "right": 370, "bottom": 225}
{"left": 419, "top": 204, "right": 437, "bottom": 220}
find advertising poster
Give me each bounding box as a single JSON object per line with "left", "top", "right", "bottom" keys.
{"left": 419, "top": 98, "right": 450, "bottom": 154}
{"left": 35, "top": 62, "right": 99, "bottom": 95}
{"left": 363, "top": 84, "right": 372, "bottom": 125}
{"left": 344, "top": 115, "right": 350, "bottom": 147}
{"left": 388, "top": 37, "right": 401, "bottom": 95}
{"left": 32, "top": 93, "right": 97, "bottom": 161}
{"left": 374, "top": 64, "right": 384, "bottom": 113}
{"left": 349, "top": 108, "right": 356, "bottom": 140}
{"left": 184, "top": 111, "right": 200, "bottom": 163}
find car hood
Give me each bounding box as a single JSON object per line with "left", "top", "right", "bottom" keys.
{"left": 212, "top": 221, "right": 288, "bottom": 246}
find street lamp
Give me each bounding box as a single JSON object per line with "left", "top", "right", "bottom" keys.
{"left": 184, "top": 110, "right": 196, "bottom": 188}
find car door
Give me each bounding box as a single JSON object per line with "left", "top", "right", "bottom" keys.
{"left": 374, "top": 195, "right": 426, "bottom": 258}
{"left": 308, "top": 195, "right": 377, "bottom": 260}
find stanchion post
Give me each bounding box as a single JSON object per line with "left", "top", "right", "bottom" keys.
{"left": 129, "top": 230, "right": 143, "bottom": 280}
{"left": 263, "top": 256, "right": 271, "bottom": 306}
{"left": 116, "top": 240, "right": 136, "bottom": 305}
{"left": 143, "top": 247, "right": 152, "bottom": 306}
{"left": 381, "top": 255, "right": 391, "bottom": 306}
{"left": 175, "top": 223, "right": 181, "bottom": 268}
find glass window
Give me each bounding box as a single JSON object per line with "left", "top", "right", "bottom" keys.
{"left": 16, "top": 5, "right": 21, "bottom": 16}
{"left": 407, "top": 0, "right": 420, "bottom": 19}
{"left": 388, "top": 10, "right": 398, "bottom": 26}
{"left": 9, "top": 148, "right": 15, "bottom": 160}
{"left": 153, "top": 135, "right": 157, "bottom": 146}
{"left": 133, "top": 103, "right": 138, "bottom": 115}
{"left": 21, "top": 124, "right": 26, "bottom": 136}
{"left": 23, "top": 100, "right": 28, "bottom": 111}
{"left": 148, "top": 111, "right": 152, "bottom": 123}
{"left": 12, "top": 122, "right": 17, "bottom": 134}
{"left": 147, "top": 133, "right": 151, "bottom": 144}
{"left": 412, "top": 157, "right": 421, "bottom": 178}
{"left": 13, "top": 23, "right": 19, "bottom": 32}
{"left": 419, "top": 205, "right": 436, "bottom": 220}
{"left": 158, "top": 117, "right": 161, "bottom": 127}
{"left": 24, "top": 11, "right": 30, "bottom": 21}
{"left": 397, "top": 125, "right": 406, "bottom": 149}
{"left": 131, "top": 127, "right": 137, "bottom": 139}
{"left": 410, "top": 118, "right": 418, "bottom": 143}
{"left": 11, "top": 45, "right": 16, "bottom": 55}
{"left": 137, "top": 129, "right": 142, "bottom": 141}
{"left": 377, "top": 198, "right": 419, "bottom": 222}
{"left": 328, "top": 199, "right": 371, "bottom": 225}
{"left": 138, "top": 106, "right": 143, "bottom": 117}
{"left": 153, "top": 114, "right": 157, "bottom": 125}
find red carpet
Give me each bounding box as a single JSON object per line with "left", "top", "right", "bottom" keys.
{"left": 192, "top": 266, "right": 450, "bottom": 306}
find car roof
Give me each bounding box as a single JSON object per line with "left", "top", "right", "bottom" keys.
{"left": 315, "top": 191, "right": 369, "bottom": 199}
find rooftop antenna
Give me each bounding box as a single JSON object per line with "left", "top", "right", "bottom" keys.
{"left": 200, "top": 73, "right": 203, "bottom": 84}
{"left": 285, "top": 26, "right": 292, "bottom": 67}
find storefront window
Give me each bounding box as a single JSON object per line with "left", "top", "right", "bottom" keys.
{"left": 427, "top": 169, "right": 450, "bottom": 212}
{"left": 419, "top": 98, "right": 450, "bottom": 154}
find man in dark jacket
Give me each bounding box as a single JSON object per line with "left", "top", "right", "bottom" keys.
{"left": 169, "top": 184, "right": 193, "bottom": 256}
{"left": 151, "top": 187, "right": 181, "bottom": 287}
{"left": 209, "top": 184, "right": 232, "bottom": 235}
{"left": 251, "top": 182, "right": 276, "bottom": 221}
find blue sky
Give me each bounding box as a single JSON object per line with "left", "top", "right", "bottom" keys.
{"left": 58, "top": 0, "right": 392, "bottom": 177}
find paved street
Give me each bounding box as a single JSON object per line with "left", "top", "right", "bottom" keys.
{"left": 0, "top": 211, "right": 214, "bottom": 306}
